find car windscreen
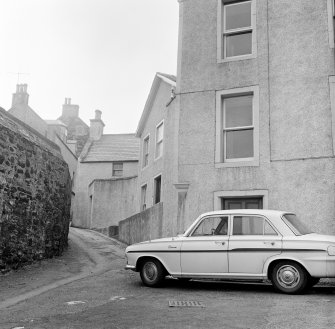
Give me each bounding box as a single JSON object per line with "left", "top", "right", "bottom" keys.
{"left": 282, "top": 214, "right": 313, "bottom": 235}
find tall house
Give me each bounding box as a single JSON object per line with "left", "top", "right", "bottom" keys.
{"left": 8, "top": 84, "right": 48, "bottom": 136}
{"left": 175, "top": 0, "right": 335, "bottom": 234}
{"left": 135, "top": 73, "right": 178, "bottom": 237}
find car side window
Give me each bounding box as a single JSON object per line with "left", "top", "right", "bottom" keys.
{"left": 232, "top": 216, "right": 277, "bottom": 236}
{"left": 192, "top": 216, "right": 228, "bottom": 236}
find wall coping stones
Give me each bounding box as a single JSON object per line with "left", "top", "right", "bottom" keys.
{"left": 0, "top": 107, "right": 62, "bottom": 159}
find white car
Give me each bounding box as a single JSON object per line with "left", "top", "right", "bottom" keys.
{"left": 125, "top": 210, "right": 335, "bottom": 294}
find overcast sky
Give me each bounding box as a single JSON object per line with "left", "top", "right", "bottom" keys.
{"left": 0, "top": 0, "right": 179, "bottom": 134}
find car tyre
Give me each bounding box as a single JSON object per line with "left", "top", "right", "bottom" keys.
{"left": 140, "top": 259, "right": 165, "bottom": 287}
{"left": 271, "top": 261, "right": 308, "bottom": 294}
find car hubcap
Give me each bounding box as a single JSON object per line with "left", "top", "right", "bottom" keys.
{"left": 143, "top": 262, "right": 157, "bottom": 282}
{"left": 277, "top": 265, "right": 300, "bottom": 288}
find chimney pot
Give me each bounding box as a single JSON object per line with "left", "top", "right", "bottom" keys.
{"left": 95, "top": 109, "right": 102, "bottom": 120}
{"left": 12, "top": 84, "right": 29, "bottom": 107}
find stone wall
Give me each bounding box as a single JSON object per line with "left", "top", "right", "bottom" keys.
{"left": 0, "top": 108, "right": 71, "bottom": 272}
{"left": 119, "top": 202, "right": 163, "bottom": 245}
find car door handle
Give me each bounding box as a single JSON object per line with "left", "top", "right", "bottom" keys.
{"left": 263, "top": 242, "right": 275, "bottom": 246}
{"left": 168, "top": 245, "right": 177, "bottom": 249}
{"left": 215, "top": 241, "right": 226, "bottom": 245}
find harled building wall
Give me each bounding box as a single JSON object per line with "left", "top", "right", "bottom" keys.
{"left": 176, "top": 0, "right": 335, "bottom": 234}
{"left": 136, "top": 79, "right": 180, "bottom": 237}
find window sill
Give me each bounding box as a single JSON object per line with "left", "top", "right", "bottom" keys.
{"left": 215, "top": 159, "right": 259, "bottom": 168}
{"left": 218, "top": 53, "right": 256, "bottom": 64}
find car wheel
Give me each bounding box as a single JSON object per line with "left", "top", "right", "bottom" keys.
{"left": 271, "top": 261, "right": 308, "bottom": 294}
{"left": 140, "top": 259, "right": 165, "bottom": 287}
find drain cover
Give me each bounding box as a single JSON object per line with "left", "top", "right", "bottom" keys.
{"left": 168, "top": 300, "right": 205, "bottom": 307}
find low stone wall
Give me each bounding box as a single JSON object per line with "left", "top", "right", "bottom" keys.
{"left": 88, "top": 176, "right": 138, "bottom": 229}
{"left": 0, "top": 108, "right": 71, "bottom": 272}
{"left": 119, "top": 202, "right": 163, "bottom": 245}
{"left": 93, "top": 225, "right": 119, "bottom": 238}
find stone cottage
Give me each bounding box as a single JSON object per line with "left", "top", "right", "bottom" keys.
{"left": 72, "top": 110, "right": 140, "bottom": 229}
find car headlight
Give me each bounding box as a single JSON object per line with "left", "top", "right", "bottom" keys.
{"left": 328, "top": 245, "right": 335, "bottom": 256}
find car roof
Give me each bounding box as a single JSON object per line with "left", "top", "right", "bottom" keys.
{"left": 183, "top": 209, "right": 295, "bottom": 237}
{"left": 199, "top": 209, "right": 291, "bottom": 217}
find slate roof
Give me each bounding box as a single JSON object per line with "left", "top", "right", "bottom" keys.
{"left": 136, "top": 72, "right": 176, "bottom": 137}
{"left": 82, "top": 134, "right": 140, "bottom": 162}
{"left": 45, "top": 119, "right": 67, "bottom": 127}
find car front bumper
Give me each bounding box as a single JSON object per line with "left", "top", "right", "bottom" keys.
{"left": 125, "top": 264, "right": 136, "bottom": 271}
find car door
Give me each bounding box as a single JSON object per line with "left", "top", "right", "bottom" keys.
{"left": 228, "top": 215, "right": 282, "bottom": 275}
{"left": 180, "top": 215, "right": 229, "bottom": 277}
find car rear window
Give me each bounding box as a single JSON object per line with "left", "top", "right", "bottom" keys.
{"left": 282, "top": 214, "right": 313, "bottom": 235}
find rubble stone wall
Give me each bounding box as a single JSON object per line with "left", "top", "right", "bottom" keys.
{"left": 0, "top": 108, "right": 71, "bottom": 272}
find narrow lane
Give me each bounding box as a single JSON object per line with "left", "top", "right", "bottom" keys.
{"left": 0, "top": 228, "right": 334, "bottom": 329}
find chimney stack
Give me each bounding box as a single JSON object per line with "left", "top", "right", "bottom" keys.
{"left": 62, "top": 97, "right": 79, "bottom": 119}
{"left": 90, "top": 110, "right": 105, "bottom": 141}
{"left": 12, "top": 84, "right": 29, "bottom": 107}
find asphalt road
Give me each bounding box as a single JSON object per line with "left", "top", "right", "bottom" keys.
{"left": 0, "top": 228, "right": 335, "bottom": 329}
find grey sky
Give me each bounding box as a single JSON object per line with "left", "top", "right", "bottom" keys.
{"left": 0, "top": 0, "right": 179, "bottom": 133}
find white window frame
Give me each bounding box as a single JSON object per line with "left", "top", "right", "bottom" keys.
{"left": 215, "top": 85, "right": 259, "bottom": 168}
{"left": 329, "top": 76, "right": 335, "bottom": 153}
{"left": 112, "top": 162, "right": 123, "bottom": 177}
{"left": 155, "top": 120, "right": 164, "bottom": 160}
{"left": 217, "top": 0, "right": 257, "bottom": 63}
{"left": 327, "top": 0, "right": 335, "bottom": 48}
{"left": 213, "top": 190, "right": 269, "bottom": 210}
{"left": 142, "top": 133, "right": 150, "bottom": 169}
{"left": 140, "top": 183, "right": 148, "bottom": 211}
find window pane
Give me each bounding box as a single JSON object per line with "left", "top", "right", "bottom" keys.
{"left": 282, "top": 214, "right": 313, "bottom": 235}
{"left": 264, "top": 221, "right": 277, "bottom": 235}
{"left": 154, "top": 176, "right": 161, "bottom": 204}
{"left": 226, "top": 32, "right": 252, "bottom": 57}
{"left": 156, "top": 141, "right": 163, "bottom": 158}
{"left": 114, "top": 163, "right": 123, "bottom": 170}
{"left": 245, "top": 201, "right": 261, "bottom": 209}
{"left": 226, "top": 129, "right": 253, "bottom": 159}
{"left": 144, "top": 138, "right": 149, "bottom": 152}
{"left": 192, "top": 217, "right": 228, "bottom": 236}
{"left": 233, "top": 216, "right": 263, "bottom": 235}
{"left": 157, "top": 124, "right": 164, "bottom": 141}
{"left": 141, "top": 185, "right": 147, "bottom": 210}
{"left": 224, "top": 96, "right": 253, "bottom": 128}
{"left": 225, "top": 1, "right": 251, "bottom": 31}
